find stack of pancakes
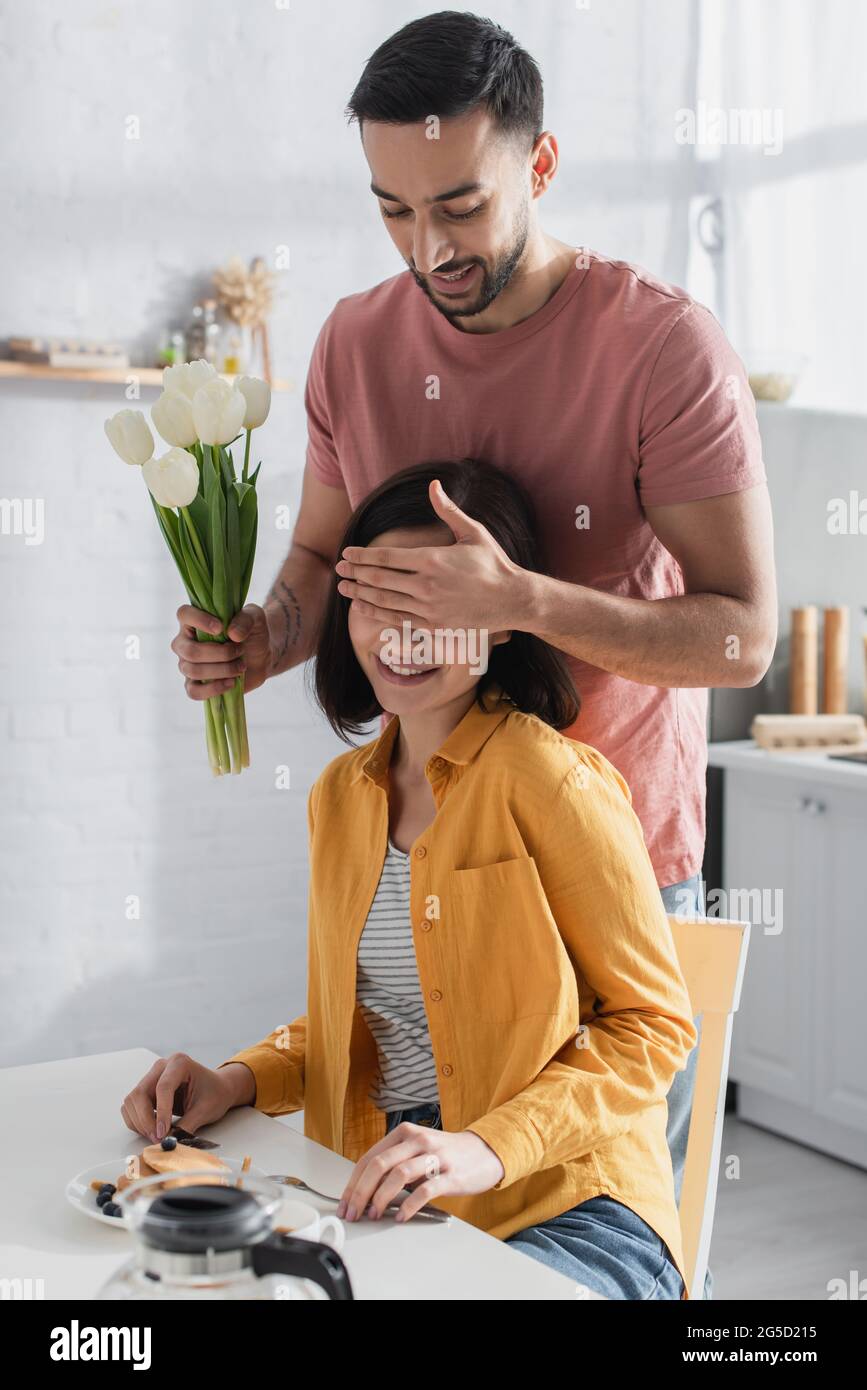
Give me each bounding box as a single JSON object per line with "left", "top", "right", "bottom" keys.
{"left": 115, "top": 1142, "right": 230, "bottom": 1192}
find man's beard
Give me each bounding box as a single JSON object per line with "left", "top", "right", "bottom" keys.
{"left": 407, "top": 204, "right": 530, "bottom": 323}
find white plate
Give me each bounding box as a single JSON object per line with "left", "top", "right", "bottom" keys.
{"left": 66, "top": 1154, "right": 268, "bottom": 1230}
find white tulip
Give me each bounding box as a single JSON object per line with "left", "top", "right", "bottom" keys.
{"left": 104, "top": 409, "right": 155, "bottom": 466}
{"left": 142, "top": 447, "right": 200, "bottom": 509}
{"left": 162, "top": 358, "right": 217, "bottom": 400}
{"left": 236, "top": 376, "right": 271, "bottom": 429}
{"left": 192, "top": 377, "right": 246, "bottom": 446}
{"left": 151, "top": 389, "right": 198, "bottom": 447}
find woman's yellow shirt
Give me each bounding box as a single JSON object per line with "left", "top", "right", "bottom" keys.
{"left": 220, "top": 684, "right": 698, "bottom": 1298}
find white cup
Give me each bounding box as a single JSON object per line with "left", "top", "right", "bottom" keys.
{"left": 277, "top": 1197, "right": 345, "bottom": 1252}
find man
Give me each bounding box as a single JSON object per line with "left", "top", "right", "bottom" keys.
{"left": 171, "top": 13, "right": 777, "bottom": 1298}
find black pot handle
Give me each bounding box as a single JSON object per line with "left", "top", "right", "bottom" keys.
{"left": 251, "top": 1233, "right": 354, "bottom": 1301}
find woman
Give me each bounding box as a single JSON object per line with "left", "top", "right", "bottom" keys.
{"left": 121, "top": 458, "right": 697, "bottom": 1300}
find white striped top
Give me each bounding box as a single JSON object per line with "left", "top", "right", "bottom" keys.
{"left": 356, "top": 839, "right": 440, "bottom": 1112}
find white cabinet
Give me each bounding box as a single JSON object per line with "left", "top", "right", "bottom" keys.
{"left": 708, "top": 741, "right": 867, "bottom": 1168}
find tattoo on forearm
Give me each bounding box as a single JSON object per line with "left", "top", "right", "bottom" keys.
{"left": 267, "top": 578, "right": 302, "bottom": 665}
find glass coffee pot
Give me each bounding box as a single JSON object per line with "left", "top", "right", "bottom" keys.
{"left": 96, "top": 1167, "right": 354, "bottom": 1301}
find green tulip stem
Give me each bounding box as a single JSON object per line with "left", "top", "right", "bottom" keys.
{"left": 231, "top": 676, "right": 250, "bottom": 769}
{"left": 238, "top": 686, "right": 250, "bottom": 768}
{"left": 203, "top": 696, "right": 222, "bottom": 776}
{"left": 221, "top": 678, "right": 248, "bottom": 774}
{"left": 209, "top": 694, "right": 232, "bottom": 775}
{"left": 242, "top": 429, "right": 251, "bottom": 483}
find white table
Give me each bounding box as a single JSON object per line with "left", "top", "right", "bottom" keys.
{"left": 0, "top": 1048, "right": 590, "bottom": 1300}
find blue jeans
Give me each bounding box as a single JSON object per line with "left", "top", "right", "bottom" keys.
{"left": 384, "top": 872, "right": 709, "bottom": 1301}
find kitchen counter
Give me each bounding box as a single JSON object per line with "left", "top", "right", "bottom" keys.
{"left": 707, "top": 738, "right": 867, "bottom": 789}
{"left": 0, "top": 1047, "right": 591, "bottom": 1301}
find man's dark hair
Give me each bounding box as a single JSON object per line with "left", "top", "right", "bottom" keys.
{"left": 346, "top": 10, "right": 543, "bottom": 149}
{"left": 312, "top": 457, "right": 580, "bottom": 740}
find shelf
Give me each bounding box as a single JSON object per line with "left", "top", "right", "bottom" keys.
{"left": 0, "top": 361, "right": 291, "bottom": 391}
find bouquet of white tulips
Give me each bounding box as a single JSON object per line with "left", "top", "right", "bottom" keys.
{"left": 105, "top": 360, "right": 271, "bottom": 776}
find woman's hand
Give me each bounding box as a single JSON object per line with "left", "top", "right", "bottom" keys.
{"left": 335, "top": 1124, "right": 506, "bottom": 1223}
{"left": 120, "top": 1054, "right": 255, "bottom": 1142}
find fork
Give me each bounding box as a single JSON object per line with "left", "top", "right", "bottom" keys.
{"left": 266, "top": 1173, "right": 451, "bottom": 1223}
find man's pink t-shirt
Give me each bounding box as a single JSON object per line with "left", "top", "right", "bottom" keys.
{"left": 303, "top": 251, "right": 766, "bottom": 887}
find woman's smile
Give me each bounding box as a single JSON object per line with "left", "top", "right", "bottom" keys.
{"left": 373, "top": 651, "right": 442, "bottom": 687}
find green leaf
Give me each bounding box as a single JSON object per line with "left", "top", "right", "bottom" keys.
{"left": 202, "top": 442, "right": 221, "bottom": 520}
{"left": 247, "top": 460, "right": 262, "bottom": 489}
{"left": 239, "top": 506, "right": 258, "bottom": 607}
{"left": 238, "top": 486, "right": 257, "bottom": 570}
{"left": 149, "top": 494, "right": 181, "bottom": 565}
{"left": 206, "top": 444, "right": 230, "bottom": 626}
{"left": 219, "top": 447, "right": 236, "bottom": 491}
{"left": 226, "top": 481, "right": 241, "bottom": 614}
{"left": 149, "top": 495, "right": 196, "bottom": 604}
{"left": 178, "top": 510, "right": 215, "bottom": 612}
{"left": 194, "top": 441, "right": 205, "bottom": 493}
{"left": 237, "top": 464, "right": 260, "bottom": 607}
{"left": 186, "top": 492, "right": 212, "bottom": 568}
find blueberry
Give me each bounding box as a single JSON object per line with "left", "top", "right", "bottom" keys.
{"left": 103, "top": 1202, "right": 122, "bottom": 1218}
{"left": 160, "top": 1135, "right": 178, "bottom": 1150}
{"left": 96, "top": 1190, "right": 113, "bottom": 1208}
{"left": 98, "top": 1183, "right": 116, "bottom": 1197}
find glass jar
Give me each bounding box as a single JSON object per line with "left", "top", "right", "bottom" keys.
{"left": 202, "top": 299, "right": 221, "bottom": 366}
{"left": 186, "top": 304, "right": 206, "bottom": 362}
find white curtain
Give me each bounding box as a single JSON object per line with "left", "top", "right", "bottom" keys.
{"left": 685, "top": 0, "right": 867, "bottom": 412}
